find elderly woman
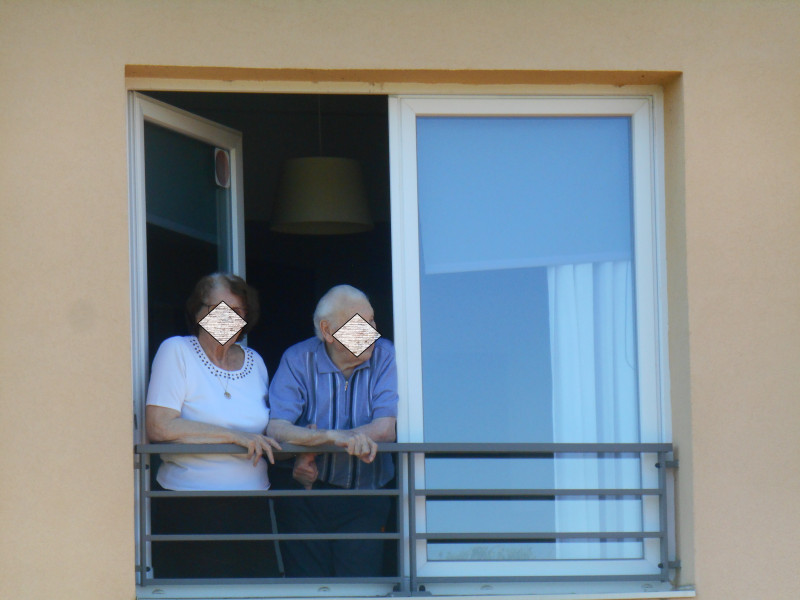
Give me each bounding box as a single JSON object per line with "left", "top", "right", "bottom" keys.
{"left": 146, "top": 273, "right": 281, "bottom": 578}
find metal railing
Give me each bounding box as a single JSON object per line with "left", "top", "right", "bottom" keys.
{"left": 135, "top": 442, "right": 678, "bottom": 592}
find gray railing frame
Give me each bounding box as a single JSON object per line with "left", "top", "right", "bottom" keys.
{"left": 135, "top": 442, "right": 677, "bottom": 592}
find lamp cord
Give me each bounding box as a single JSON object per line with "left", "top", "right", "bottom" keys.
{"left": 317, "top": 95, "right": 323, "bottom": 155}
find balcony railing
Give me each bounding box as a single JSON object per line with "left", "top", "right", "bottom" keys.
{"left": 135, "top": 442, "right": 678, "bottom": 593}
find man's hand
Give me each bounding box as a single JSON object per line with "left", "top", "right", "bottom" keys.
{"left": 329, "top": 430, "right": 378, "bottom": 463}
{"left": 293, "top": 424, "right": 319, "bottom": 489}
{"left": 293, "top": 453, "right": 319, "bottom": 489}
{"left": 266, "top": 418, "right": 383, "bottom": 464}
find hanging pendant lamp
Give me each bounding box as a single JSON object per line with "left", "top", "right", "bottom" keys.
{"left": 270, "top": 97, "right": 373, "bottom": 235}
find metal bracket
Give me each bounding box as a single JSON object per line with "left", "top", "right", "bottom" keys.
{"left": 389, "top": 583, "right": 411, "bottom": 597}
{"left": 656, "top": 459, "right": 679, "bottom": 468}
{"left": 658, "top": 560, "right": 682, "bottom": 569}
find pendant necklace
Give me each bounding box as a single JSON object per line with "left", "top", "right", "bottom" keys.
{"left": 215, "top": 374, "right": 232, "bottom": 399}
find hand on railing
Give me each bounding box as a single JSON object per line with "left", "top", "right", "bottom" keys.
{"left": 328, "top": 429, "right": 378, "bottom": 463}
{"left": 293, "top": 453, "right": 319, "bottom": 489}
{"left": 293, "top": 424, "right": 319, "bottom": 489}
{"left": 234, "top": 432, "right": 282, "bottom": 466}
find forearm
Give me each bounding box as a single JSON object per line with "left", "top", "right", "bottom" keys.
{"left": 147, "top": 405, "right": 280, "bottom": 465}
{"left": 266, "top": 419, "right": 336, "bottom": 446}
{"left": 147, "top": 406, "right": 246, "bottom": 446}
{"left": 149, "top": 417, "right": 245, "bottom": 445}
{"left": 267, "top": 417, "right": 396, "bottom": 445}
{"left": 351, "top": 417, "right": 397, "bottom": 442}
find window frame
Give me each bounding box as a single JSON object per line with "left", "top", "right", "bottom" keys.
{"left": 128, "top": 91, "right": 246, "bottom": 444}
{"left": 130, "top": 88, "right": 677, "bottom": 598}
{"left": 388, "top": 94, "right": 671, "bottom": 584}
{"left": 128, "top": 92, "right": 246, "bottom": 586}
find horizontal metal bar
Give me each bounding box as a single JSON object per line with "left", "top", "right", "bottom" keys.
{"left": 148, "top": 488, "right": 399, "bottom": 498}
{"left": 427, "top": 452, "right": 554, "bottom": 459}
{"left": 143, "top": 574, "right": 665, "bottom": 585}
{"left": 420, "top": 488, "right": 662, "bottom": 498}
{"left": 659, "top": 560, "right": 682, "bottom": 569}
{"left": 146, "top": 576, "right": 401, "bottom": 585}
{"left": 137, "top": 442, "right": 379, "bottom": 454}
{"left": 420, "top": 531, "right": 663, "bottom": 541}
{"left": 395, "top": 443, "right": 672, "bottom": 453}
{"left": 148, "top": 532, "right": 400, "bottom": 542}
{"left": 136, "top": 442, "right": 673, "bottom": 455}
{"left": 137, "top": 443, "right": 256, "bottom": 454}
{"left": 415, "top": 574, "right": 667, "bottom": 583}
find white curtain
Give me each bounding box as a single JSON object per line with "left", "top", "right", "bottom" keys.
{"left": 548, "top": 261, "right": 641, "bottom": 559}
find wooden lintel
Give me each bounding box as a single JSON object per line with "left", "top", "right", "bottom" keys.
{"left": 125, "top": 65, "right": 680, "bottom": 87}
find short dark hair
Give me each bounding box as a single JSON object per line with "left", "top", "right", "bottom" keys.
{"left": 185, "top": 273, "right": 260, "bottom": 340}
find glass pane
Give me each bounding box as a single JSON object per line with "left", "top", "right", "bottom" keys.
{"left": 416, "top": 117, "right": 633, "bottom": 274}
{"left": 145, "top": 122, "right": 222, "bottom": 244}
{"left": 416, "top": 116, "right": 641, "bottom": 561}
{"left": 144, "top": 122, "right": 230, "bottom": 362}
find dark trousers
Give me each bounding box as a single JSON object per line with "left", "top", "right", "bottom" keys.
{"left": 150, "top": 482, "right": 280, "bottom": 579}
{"left": 273, "top": 480, "right": 392, "bottom": 578}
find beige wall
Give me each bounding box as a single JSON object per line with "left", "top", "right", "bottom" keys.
{"left": 1, "top": 1, "right": 798, "bottom": 599}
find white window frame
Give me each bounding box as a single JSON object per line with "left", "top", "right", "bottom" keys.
{"left": 128, "top": 92, "right": 246, "bottom": 587}
{"left": 130, "top": 89, "right": 678, "bottom": 599}
{"left": 388, "top": 94, "right": 670, "bottom": 586}
{"left": 128, "top": 91, "right": 246, "bottom": 446}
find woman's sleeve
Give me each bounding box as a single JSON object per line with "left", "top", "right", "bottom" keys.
{"left": 251, "top": 349, "right": 270, "bottom": 403}
{"left": 145, "top": 337, "right": 187, "bottom": 412}
{"left": 251, "top": 349, "right": 269, "bottom": 390}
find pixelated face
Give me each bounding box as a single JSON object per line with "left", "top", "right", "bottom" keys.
{"left": 333, "top": 313, "right": 381, "bottom": 357}
{"left": 196, "top": 287, "right": 247, "bottom": 345}
{"left": 331, "top": 300, "right": 379, "bottom": 360}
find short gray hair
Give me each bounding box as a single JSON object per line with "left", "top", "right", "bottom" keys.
{"left": 313, "top": 285, "right": 370, "bottom": 339}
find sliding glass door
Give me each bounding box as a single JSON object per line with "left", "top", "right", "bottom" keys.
{"left": 390, "top": 95, "right": 667, "bottom": 581}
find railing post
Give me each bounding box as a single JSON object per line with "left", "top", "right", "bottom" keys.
{"left": 395, "top": 448, "right": 410, "bottom": 594}
{"left": 408, "top": 450, "right": 418, "bottom": 593}
{"left": 137, "top": 452, "right": 150, "bottom": 584}
{"left": 657, "top": 450, "right": 669, "bottom": 582}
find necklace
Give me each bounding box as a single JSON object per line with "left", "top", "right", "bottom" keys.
{"left": 215, "top": 374, "right": 232, "bottom": 399}
{"left": 192, "top": 338, "right": 248, "bottom": 399}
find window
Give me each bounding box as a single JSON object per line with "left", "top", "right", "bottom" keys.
{"left": 132, "top": 91, "right": 673, "bottom": 597}
{"left": 389, "top": 95, "right": 670, "bottom": 588}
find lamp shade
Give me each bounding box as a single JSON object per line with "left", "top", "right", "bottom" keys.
{"left": 271, "top": 157, "right": 373, "bottom": 234}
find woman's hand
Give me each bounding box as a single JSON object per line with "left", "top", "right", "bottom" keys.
{"left": 146, "top": 406, "right": 282, "bottom": 466}
{"left": 236, "top": 432, "right": 282, "bottom": 466}
{"left": 293, "top": 453, "right": 319, "bottom": 489}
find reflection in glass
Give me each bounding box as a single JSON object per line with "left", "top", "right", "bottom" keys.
{"left": 417, "top": 116, "right": 642, "bottom": 562}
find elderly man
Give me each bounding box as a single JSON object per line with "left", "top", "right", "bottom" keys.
{"left": 267, "top": 284, "right": 398, "bottom": 578}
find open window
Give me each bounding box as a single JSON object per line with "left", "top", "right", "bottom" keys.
{"left": 131, "top": 90, "right": 673, "bottom": 597}
{"left": 130, "top": 91, "right": 397, "bottom": 591}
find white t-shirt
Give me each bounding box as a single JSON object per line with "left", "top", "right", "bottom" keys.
{"left": 146, "top": 336, "right": 271, "bottom": 491}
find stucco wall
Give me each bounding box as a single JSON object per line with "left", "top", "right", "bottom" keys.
{"left": 1, "top": 1, "right": 798, "bottom": 599}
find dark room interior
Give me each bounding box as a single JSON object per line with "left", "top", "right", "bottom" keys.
{"left": 143, "top": 91, "right": 392, "bottom": 375}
